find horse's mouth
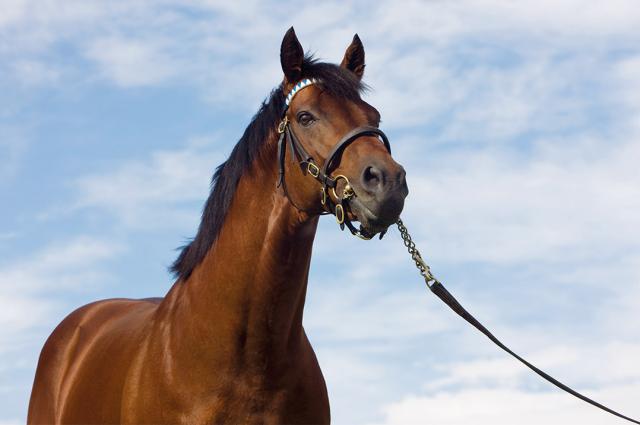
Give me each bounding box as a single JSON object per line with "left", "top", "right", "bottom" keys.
{"left": 335, "top": 174, "right": 407, "bottom": 238}
{"left": 348, "top": 197, "right": 398, "bottom": 237}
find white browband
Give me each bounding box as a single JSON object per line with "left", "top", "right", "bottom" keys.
{"left": 284, "top": 78, "right": 319, "bottom": 108}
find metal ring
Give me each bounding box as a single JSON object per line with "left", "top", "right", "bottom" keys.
{"left": 331, "top": 175, "right": 351, "bottom": 200}
{"left": 320, "top": 187, "right": 326, "bottom": 206}
{"left": 335, "top": 204, "right": 345, "bottom": 224}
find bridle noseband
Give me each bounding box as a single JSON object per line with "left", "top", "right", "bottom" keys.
{"left": 276, "top": 78, "right": 391, "bottom": 240}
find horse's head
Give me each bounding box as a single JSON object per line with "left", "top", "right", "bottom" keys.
{"left": 278, "top": 28, "right": 408, "bottom": 239}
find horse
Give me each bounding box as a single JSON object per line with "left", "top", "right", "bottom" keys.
{"left": 27, "top": 27, "right": 408, "bottom": 424}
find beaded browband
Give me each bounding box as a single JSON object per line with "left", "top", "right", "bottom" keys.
{"left": 284, "top": 78, "right": 319, "bottom": 108}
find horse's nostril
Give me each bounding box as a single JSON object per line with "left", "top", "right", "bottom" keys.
{"left": 362, "top": 165, "right": 384, "bottom": 192}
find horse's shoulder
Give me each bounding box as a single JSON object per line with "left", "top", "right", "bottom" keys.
{"left": 62, "top": 297, "right": 159, "bottom": 328}
{"left": 40, "top": 297, "right": 160, "bottom": 362}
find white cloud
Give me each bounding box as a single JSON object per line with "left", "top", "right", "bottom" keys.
{"left": 424, "top": 342, "right": 640, "bottom": 392}
{"left": 362, "top": 0, "right": 640, "bottom": 44}
{"left": 316, "top": 347, "right": 393, "bottom": 425}
{"left": 0, "top": 237, "right": 119, "bottom": 288}
{"left": 10, "top": 59, "right": 60, "bottom": 86}
{"left": 85, "top": 36, "right": 176, "bottom": 87}
{"left": 3, "top": 0, "right": 639, "bottom": 155}
{"left": 0, "top": 129, "right": 28, "bottom": 181}
{"left": 466, "top": 0, "right": 640, "bottom": 38}
{"left": 0, "top": 237, "right": 122, "bottom": 350}
{"left": 306, "top": 274, "right": 453, "bottom": 342}
{"left": 0, "top": 0, "right": 111, "bottom": 53}
{"left": 0, "top": 0, "right": 26, "bottom": 29}
{"left": 400, "top": 134, "right": 640, "bottom": 265}
{"left": 615, "top": 55, "right": 640, "bottom": 132}
{"left": 371, "top": 383, "right": 640, "bottom": 425}
{"left": 71, "top": 137, "right": 223, "bottom": 229}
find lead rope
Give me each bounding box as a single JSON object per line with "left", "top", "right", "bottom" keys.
{"left": 396, "top": 218, "right": 640, "bottom": 424}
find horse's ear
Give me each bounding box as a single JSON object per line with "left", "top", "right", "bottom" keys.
{"left": 340, "top": 34, "right": 365, "bottom": 79}
{"left": 280, "top": 27, "right": 304, "bottom": 83}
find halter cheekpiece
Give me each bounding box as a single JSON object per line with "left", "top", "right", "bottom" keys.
{"left": 276, "top": 78, "right": 392, "bottom": 240}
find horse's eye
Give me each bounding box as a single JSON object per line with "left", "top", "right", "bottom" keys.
{"left": 297, "top": 112, "right": 315, "bottom": 127}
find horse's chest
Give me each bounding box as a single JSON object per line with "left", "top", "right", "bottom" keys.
{"left": 124, "top": 386, "right": 328, "bottom": 425}
{"left": 192, "top": 386, "right": 329, "bottom": 425}
{"left": 123, "top": 364, "right": 329, "bottom": 424}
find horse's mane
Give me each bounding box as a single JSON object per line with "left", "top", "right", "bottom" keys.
{"left": 171, "top": 56, "right": 366, "bottom": 281}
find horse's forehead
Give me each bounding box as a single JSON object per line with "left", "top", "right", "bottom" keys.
{"left": 293, "top": 85, "right": 367, "bottom": 117}
{"left": 292, "top": 85, "right": 331, "bottom": 107}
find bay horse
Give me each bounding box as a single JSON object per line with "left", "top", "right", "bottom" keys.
{"left": 28, "top": 27, "right": 408, "bottom": 424}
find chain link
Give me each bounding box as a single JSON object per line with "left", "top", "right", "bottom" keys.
{"left": 396, "top": 219, "right": 438, "bottom": 288}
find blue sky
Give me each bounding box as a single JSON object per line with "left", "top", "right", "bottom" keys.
{"left": 1, "top": 1, "right": 640, "bottom": 424}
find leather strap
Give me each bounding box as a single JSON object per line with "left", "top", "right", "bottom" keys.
{"left": 322, "top": 126, "right": 391, "bottom": 177}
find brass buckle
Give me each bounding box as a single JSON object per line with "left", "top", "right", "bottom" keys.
{"left": 335, "top": 204, "right": 345, "bottom": 224}
{"left": 307, "top": 162, "right": 320, "bottom": 178}
{"left": 320, "top": 187, "right": 327, "bottom": 206}
{"left": 277, "top": 116, "right": 289, "bottom": 134}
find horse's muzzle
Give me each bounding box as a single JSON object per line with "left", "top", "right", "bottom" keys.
{"left": 351, "top": 163, "right": 408, "bottom": 235}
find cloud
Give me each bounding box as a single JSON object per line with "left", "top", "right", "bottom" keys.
{"left": 306, "top": 270, "right": 454, "bottom": 343}
{"left": 424, "top": 342, "right": 640, "bottom": 392}
{"left": 85, "top": 36, "right": 176, "bottom": 87}
{"left": 361, "top": 0, "right": 640, "bottom": 43}
{"left": 0, "top": 0, "right": 111, "bottom": 54}
{"left": 0, "top": 0, "right": 27, "bottom": 30}
{"left": 70, "top": 137, "right": 223, "bottom": 229}
{"left": 370, "top": 382, "right": 640, "bottom": 425}
{"left": 2, "top": 0, "right": 639, "bottom": 115}
{"left": 0, "top": 129, "right": 28, "bottom": 182}
{"left": 315, "top": 346, "right": 394, "bottom": 425}
{"left": 9, "top": 59, "right": 60, "bottom": 86}
{"left": 0, "top": 236, "right": 122, "bottom": 351}
{"left": 614, "top": 54, "right": 640, "bottom": 130}
{"left": 400, "top": 133, "right": 640, "bottom": 265}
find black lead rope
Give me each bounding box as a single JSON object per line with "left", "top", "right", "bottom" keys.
{"left": 397, "top": 219, "right": 640, "bottom": 424}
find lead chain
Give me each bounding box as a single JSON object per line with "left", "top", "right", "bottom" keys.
{"left": 396, "top": 219, "right": 438, "bottom": 288}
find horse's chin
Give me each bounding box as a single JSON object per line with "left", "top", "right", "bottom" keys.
{"left": 349, "top": 197, "right": 397, "bottom": 238}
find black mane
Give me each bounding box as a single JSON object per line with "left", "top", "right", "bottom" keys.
{"left": 171, "top": 57, "right": 366, "bottom": 281}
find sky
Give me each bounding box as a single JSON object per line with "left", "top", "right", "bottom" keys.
{"left": 1, "top": 1, "right": 640, "bottom": 424}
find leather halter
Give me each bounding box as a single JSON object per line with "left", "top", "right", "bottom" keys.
{"left": 276, "top": 80, "right": 391, "bottom": 240}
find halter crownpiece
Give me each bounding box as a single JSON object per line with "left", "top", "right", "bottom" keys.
{"left": 284, "top": 78, "right": 319, "bottom": 109}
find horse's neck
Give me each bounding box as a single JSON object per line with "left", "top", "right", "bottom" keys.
{"left": 160, "top": 145, "right": 318, "bottom": 372}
